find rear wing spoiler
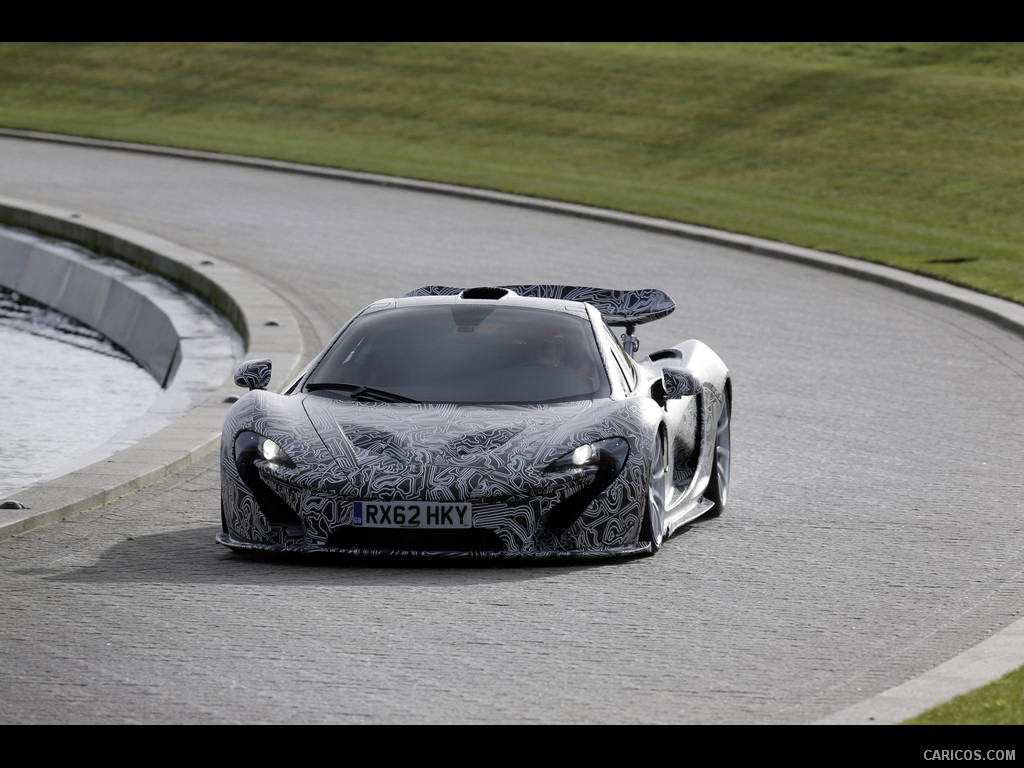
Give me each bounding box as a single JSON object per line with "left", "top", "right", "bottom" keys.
{"left": 405, "top": 285, "right": 675, "bottom": 327}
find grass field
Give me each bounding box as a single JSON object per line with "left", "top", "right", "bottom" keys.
{"left": 1, "top": 42, "right": 1021, "bottom": 724}
{"left": 3, "top": 42, "right": 1024, "bottom": 304}
{"left": 907, "top": 665, "right": 1024, "bottom": 725}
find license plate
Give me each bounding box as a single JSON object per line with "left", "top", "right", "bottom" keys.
{"left": 353, "top": 501, "right": 472, "bottom": 528}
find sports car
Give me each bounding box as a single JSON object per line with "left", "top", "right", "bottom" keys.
{"left": 217, "top": 285, "right": 730, "bottom": 559}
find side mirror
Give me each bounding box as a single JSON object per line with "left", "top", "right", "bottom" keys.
{"left": 234, "top": 358, "right": 272, "bottom": 391}
{"left": 662, "top": 368, "right": 700, "bottom": 399}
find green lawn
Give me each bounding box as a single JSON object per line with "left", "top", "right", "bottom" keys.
{"left": 1, "top": 42, "right": 1022, "bottom": 723}
{"left": 908, "top": 665, "right": 1024, "bottom": 725}
{"left": 3, "top": 42, "right": 1024, "bottom": 302}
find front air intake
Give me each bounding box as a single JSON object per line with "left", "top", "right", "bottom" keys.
{"left": 460, "top": 287, "right": 510, "bottom": 300}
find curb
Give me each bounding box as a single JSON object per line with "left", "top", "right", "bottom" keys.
{"left": 4, "top": 129, "right": 1023, "bottom": 344}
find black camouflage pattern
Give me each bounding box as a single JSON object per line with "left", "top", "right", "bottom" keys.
{"left": 217, "top": 288, "right": 728, "bottom": 559}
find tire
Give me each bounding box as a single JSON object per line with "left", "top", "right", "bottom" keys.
{"left": 641, "top": 431, "right": 668, "bottom": 553}
{"left": 705, "top": 391, "right": 731, "bottom": 517}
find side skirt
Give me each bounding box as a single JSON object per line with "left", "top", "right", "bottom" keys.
{"left": 664, "top": 496, "right": 715, "bottom": 539}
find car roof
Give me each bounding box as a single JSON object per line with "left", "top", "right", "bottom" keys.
{"left": 388, "top": 287, "right": 591, "bottom": 318}
{"left": 402, "top": 285, "right": 675, "bottom": 327}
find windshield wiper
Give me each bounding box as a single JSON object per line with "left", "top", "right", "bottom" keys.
{"left": 305, "top": 382, "right": 420, "bottom": 404}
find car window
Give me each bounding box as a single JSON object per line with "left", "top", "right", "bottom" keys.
{"left": 306, "top": 305, "right": 612, "bottom": 404}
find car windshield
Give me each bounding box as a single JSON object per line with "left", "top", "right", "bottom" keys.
{"left": 305, "top": 304, "right": 611, "bottom": 404}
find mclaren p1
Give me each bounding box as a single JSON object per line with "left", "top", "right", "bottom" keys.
{"left": 218, "top": 285, "right": 730, "bottom": 559}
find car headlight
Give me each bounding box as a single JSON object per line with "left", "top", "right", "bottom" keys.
{"left": 235, "top": 430, "right": 296, "bottom": 470}
{"left": 544, "top": 437, "right": 630, "bottom": 532}
{"left": 546, "top": 437, "right": 629, "bottom": 475}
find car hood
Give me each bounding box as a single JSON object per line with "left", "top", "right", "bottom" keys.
{"left": 300, "top": 394, "right": 628, "bottom": 474}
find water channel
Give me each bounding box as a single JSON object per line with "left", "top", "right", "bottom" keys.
{"left": 0, "top": 286, "right": 161, "bottom": 498}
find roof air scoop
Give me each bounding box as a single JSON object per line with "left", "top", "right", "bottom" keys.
{"left": 460, "top": 287, "right": 511, "bottom": 300}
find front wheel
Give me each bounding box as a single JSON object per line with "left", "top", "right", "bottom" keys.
{"left": 705, "top": 392, "right": 731, "bottom": 516}
{"left": 641, "top": 431, "right": 668, "bottom": 553}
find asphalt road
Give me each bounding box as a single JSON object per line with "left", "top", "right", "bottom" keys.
{"left": 2, "top": 134, "right": 1023, "bottom": 724}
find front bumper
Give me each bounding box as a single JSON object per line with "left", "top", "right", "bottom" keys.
{"left": 214, "top": 529, "right": 650, "bottom": 560}
{"left": 219, "top": 454, "right": 649, "bottom": 559}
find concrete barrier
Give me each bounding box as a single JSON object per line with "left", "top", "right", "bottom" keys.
{"left": 0, "top": 227, "right": 183, "bottom": 385}
{"left": 0, "top": 196, "right": 306, "bottom": 538}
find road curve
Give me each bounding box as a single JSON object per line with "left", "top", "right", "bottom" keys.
{"left": 1, "top": 132, "right": 1023, "bottom": 724}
